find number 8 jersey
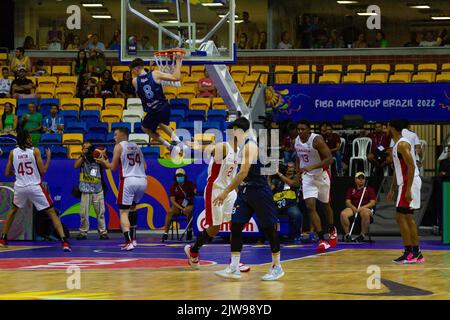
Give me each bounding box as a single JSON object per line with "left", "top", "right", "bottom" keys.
{"left": 13, "top": 147, "right": 41, "bottom": 187}
{"left": 119, "top": 141, "right": 146, "bottom": 178}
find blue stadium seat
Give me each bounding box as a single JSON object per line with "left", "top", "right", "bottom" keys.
{"left": 111, "top": 122, "right": 132, "bottom": 133}
{"left": 61, "top": 110, "right": 79, "bottom": 124}
{"left": 169, "top": 99, "right": 189, "bottom": 111}
{"left": 17, "top": 98, "right": 39, "bottom": 109}
{"left": 65, "top": 122, "right": 87, "bottom": 133}
{"left": 40, "top": 133, "right": 62, "bottom": 144}
{"left": 134, "top": 122, "right": 144, "bottom": 133}
{"left": 40, "top": 146, "right": 68, "bottom": 159}
{"left": 80, "top": 110, "right": 101, "bottom": 123}
{"left": 39, "top": 105, "right": 52, "bottom": 118}
{"left": 185, "top": 110, "right": 206, "bottom": 122}
{"left": 106, "top": 145, "right": 114, "bottom": 155}
{"left": 87, "top": 122, "right": 109, "bottom": 135}
{"left": 203, "top": 121, "right": 221, "bottom": 132}
{"left": 106, "top": 132, "right": 115, "bottom": 143}
{"left": 17, "top": 108, "right": 28, "bottom": 118}
{"left": 170, "top": 109, "right": 185, "bottom": 123}
{"left": 85, "top": 133, "right": 106, "bottom": 143}
{"left": 0, "top": 145, "right": 14, "bottom": 158}
{"left": 178, "top": 122, "right": 195, "bottom": 136}
{"left": 141, "top": 146, "right": 160, "bottom": 159}
{"left": 207, "top": 110, "right": 227, "bottom": 123}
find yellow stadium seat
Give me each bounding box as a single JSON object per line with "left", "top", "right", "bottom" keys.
{"left": 63, "top": 133, "right": 83, "bottom": 144}
{"left": 52, "top": 65, "right": 71, "bottom": 76}
{"left": 416, "top": 63, "right": 437, "bottom": 82}
{"left": 394, "top": 64, "right": 414, "bottom": 82}
{"left": 37, "top": 76, "right": 58, "bottom": 88}
{"left": 68, "top": 145, "right": 83, "bottom": 159}
{"left": 26, "top": 76, "right": 37, "bottom": 86}
{"left": 319, "top": 74, "right": 341, "bottom": 84}
{"left": 180, "top": 65, "right": 190, "bottom": 80}
{"left": 365, "top": 74, "right": 386, "bottom": 83}
{"left": 182, "top": 76, "right": 200, "bottom": 87}
{"left": 275, "top": 65, "right": 294, "bottom": 84}
{"left": 101, "top": 110, "right": 123, "bottom": 131}
{"left": 232, "top": 75, "right": 245, "bottom": 87}
{"left": 55, "top": 86, "right": 76, "bottom": 99}
{"left": 243, "top": 75, "right": 259, "bottom": 87}
{"left": 36, "top": 86, "right": 55, "bottom": 99}
{"left": 436, "top": 74, "right": 450, "bottom": 82}
{"left": 0, "top": 53, "right": 8, "bottom": 61}
{"left": 342, "top": 74, "right": 363, "bottom": 84}
{"left": 163, "top": 86, "right": 178, "bottom": 100}
{"left": 297, "top": 65, "right": 317, "bottom": 84}
{"left": 212, "top": 97, "right": 227, "bottom": 110}
{"left": 190, "top": 66, "right": 205, "bottom": 78}
{"left": 60, "top": 98, "right": 81, "bottom": 111}
{"left": 323, "top": 64, "right": 342, "bottom": 72}
{"left": 105, "top": 98, "right": 125, "bottom": 110}
{"left": 156, "top": 122, "right": 177, "bottom": 143}
{"left": 83, "top": 98, "right": 103, "bottom": 111}
{"left": 178, "top": 86, "right": 197, "bottom": 100}
{"left": 441, "top": 63, "right": 450, "bottom": 74}
{"left": 370, "top": 64, "right": 391, "bottom": 82}
{"left": 347, "top": 64, "right": 367, "bottom": 83}
{"left": 58, "top": 76, "right": 77, "bottom": 87}
{"left": 240, "top": 85, "right": 255, "bottom": 96}
{"left": 189, "top": 97, "right": 211, "bottom": 111}
{"left": 389, "top": 74, "right": 410, "bottom": 83}
{"left": 230, "top": 65, "right": 250, "bottom": 78}
{"left": 250, "top": 65, "right": 270, "bottom": 84}
{"left": 194, "top": 133, "right": 215, "bottom": 144}
{"left": 112, "top": 66, "right": 129, "bottom": 82}
{"left": 0, "top": 98, "right": 17, "bottom": 111}
{"left": 412, "top": 74, "right": 433, "bottom": 83}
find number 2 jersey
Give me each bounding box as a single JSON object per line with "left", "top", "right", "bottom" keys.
{"left": 206, "top": 142, "right": 238, "bottom": 190}
{"left": 136, "top": 71, "right": 167, "bottom": 113}
{"left": 13, "top": 147, "right": 41, "bottom": 187}
{"left": 119, "top": 141, "right": 146, "bottom": 179}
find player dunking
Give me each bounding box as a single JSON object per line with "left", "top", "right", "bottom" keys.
{"left": 0, "top": 130, "right": 71, "bottom": 252}
{"left": 130, "top": 55, "right": 187, "bottom": 157}
{"left": 387, "top": 119, "right": 424, "bottom": 264}
{"left": 214, "top": 118, "right": 284, "bottom": 281}
{"left": 294, "top": 120, "right": 337, "bottom": 253}
{"left": 96, "top": 127, "right": 148, "bottom": 251}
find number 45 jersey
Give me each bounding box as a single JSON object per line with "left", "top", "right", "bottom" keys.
{"left": 13, "top": 147, "right": 41, "bottom": 187}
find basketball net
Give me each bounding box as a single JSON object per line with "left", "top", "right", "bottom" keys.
{"left": 154, "top": 48, "right": 186, "bottom": 87}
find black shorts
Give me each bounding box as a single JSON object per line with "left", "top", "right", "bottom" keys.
{"left": 397, "top": 207, "right": 415, "bottom": 214}
{"left": 142, "top": 104, "right": 171, "bottom": 133}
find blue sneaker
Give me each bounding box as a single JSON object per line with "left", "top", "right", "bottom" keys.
{"left": 215, "top": 266, "right": 241, "bottom": 280}
{"left": 309, "top": 232, "right": 318, "bottom": 243}
{"left": 261, "top": 265, "right": 285, "bottom": 281}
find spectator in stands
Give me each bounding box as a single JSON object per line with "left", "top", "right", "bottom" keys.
{"left": 108, "top": 29, "right": 121, "bottom": 51}
{"left": 353, "top": 32, "right": 368, "bottom": 48}
{"left": 85, "top": 33, "right": 106, "bottom": 52}
{"left": 367, "top": 122, "right": 390, "bottom": 176}
{"left": 72, "top": 49, "right": 88, "bottom": 76}
{"left": 0, "top": 102, "right": 18, "bottom": 134}
{"left": 66, "top": 35, "right": 81, "bottom": 51}
{"left": 162, "top": 169, "right": 196, "bottom": 242}
{"left": 23, "top": 36, "right": 38, "bottom": 50}
{"left": 11, "top": 67, "right": 35, "bottom": 98}
{"left": 269, "top": 162, "right": 303, "bottom": 242}
{"left": 77, "top": 72, "right": 97, "bottom": 99}
{"left": 320, "top": 123, "right": 342, "bottom": 176}
{"left": 298, "top": 14, "right": 313, "bottom": 48}
{"left": 47, "top": 21, "right": 63, "bottom": 51}
{"left": 438, "top": 148, "right": 450, "bottom": 178}
{"left": 197, "top": 69, "right": 216, "bottom": 98}
{"left": 434, "top": 148, "right": 450, "bottom": 230}
{"left": 88, "top": 49, "right": 107, "bottom": 77}
{"left": 340, "top": 172, "right": 376, "bottom": 242}
{"left": 278, "top": 31, "right": 293, "bottom": 49}
{"left": 10, "top": 47, "right": 31, "bottom": 75}
{"left": 237, "top": 11, "right": 259, "bottom": 49}
{"left": 20, "top": 102, "right": 42, "bottom": 146}
{"left": 257, "top": 31, "right": 267, "bottom": 49}
{"left": 237, "top": 33, "right": 248, "bottom": 50}
{"left": 404, "top": 31, "right": 420, "bottom": 47}
{"left": 43, "top": 104, "right": 64, "bottom": 134}
{"left": 97, "top": 69, "right": 117, "bottom": 99}
{"left": 326, "top": 29, "right": 345, "bottom": 48}
{"left": 34, "top": 60, "right": 49, "bottom": 77}
{"left": 0, "top": 67, "right": 12, "bottom": 98}
{"left": 281, "top": 122, "right": 298, "bottom": 164}
{"left": 437, "top": 28, "right": 450, "bottom": 46}
{"left": 420, "top": 31, "right": 438, "bottom": 47}
{"left": 74, "top": 142, "right": 109, "bottom": 240}
{"left": 342, "top": 15, "right": 360, "bottom": 48}
{"left": 117, "top": 71, "right": 136, "bottom": 99}
{"left": 371, "top": 30, "right": 389, "bottom": 48}
{"left": 138, "top": 35, "right": 154, "bottom": 51}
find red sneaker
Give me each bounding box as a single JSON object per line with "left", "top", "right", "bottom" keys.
{"left": 239, "top": 263, "right": 251, "bottom": 273}
{"left": 328, "top": 227, "right": 338, "bottom": 247}
{"left": 0, "top": 239, "right": 8, "bottom": 248}
{"left": 63, "top": 242, "right": 72, "bottom": 252}
{"left": 317, "top": 240, "right": 331, "bottom": 253}
{"left": 184, "top": 245, "right": 199, "bottom": 269}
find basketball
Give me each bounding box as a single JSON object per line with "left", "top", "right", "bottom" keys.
{"left": 93, "top": 147, "right": 106, "bottom": 159}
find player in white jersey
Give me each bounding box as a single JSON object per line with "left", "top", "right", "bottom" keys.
{"left": 294, "top": 120, "right": 337, "bottom": 253}
{"left": 184, "top": 135, "right": 239, "bottom": 268}
{"left": 0, "top": 130, "right": 71, "bottom": 252}
{"left": 96, "top": 127, "right": 148, "bottom": 251}
{"left": 387, "top": 119, "right": 424, "bottom": 264}
{"left": 388, "top": 120, "right": 422, "bottom": 170}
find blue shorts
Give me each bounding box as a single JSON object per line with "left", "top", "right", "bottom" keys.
{"left": 142, "top": 104, "right": 170, "bottom": 133}
{"left": 232, "top": 184, "right": 279, "bottom": 228}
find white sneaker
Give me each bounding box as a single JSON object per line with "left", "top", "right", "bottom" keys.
{"left": 169, "top": 144, "right": 182, "bottom": 158}
{"left": 215, "top": 266, "right": 241, "bottom": 280}
{"left": 184, "top": 245, "right": 199, "bottom": 269}
{"left": 121, "top": 242, "right": 135, "bottom": 251}
{"left": 132, "top": 240, "right": 137, "bottom": 247}
{"left": 261, "top": 265, "right": 285, "bottom": 281}
{"left": 239, "top": 263, "right": 251, "bottom": 272}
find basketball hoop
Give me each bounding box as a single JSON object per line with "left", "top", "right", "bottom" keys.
{"left": 154, "top": 48, "right": 186, "bottom": 87}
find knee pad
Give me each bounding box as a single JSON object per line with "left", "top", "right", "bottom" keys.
{"left": 129, "top": 211, "right": 138, "bottom": 227}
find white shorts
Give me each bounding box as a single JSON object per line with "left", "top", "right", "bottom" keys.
{"left": 204, "top": 188, "right": 237, "bottom": 227}
{"left": 118, "top": 177, "right": 147, "bottom": 208}
{"left": 396, "top": 176, "right": 421, "bottom": 211}
{"left": 302, "top": 170, "right": 331, "bottom": 203}
{"left": 13, "top": 184, "right": 53, "bottom": 211}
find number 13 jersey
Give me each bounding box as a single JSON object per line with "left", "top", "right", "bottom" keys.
{"left": 119, "top": 141, "right": 146, "bottom": 179}
{"left": 294, "top": 133, "right": 324, "bottom": 176}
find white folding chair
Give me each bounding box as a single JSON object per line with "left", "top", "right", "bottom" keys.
{"left": 349, "top": 137, "right": 372, "bottom": 176}
{"left": 129, "top": 133, "right": 150, "bottom": 144}
{"left": 127, "top": 98, "right": 144, "bottom": 113}
{"left": 123, "top": 109, "right": 144, "bottom": 133}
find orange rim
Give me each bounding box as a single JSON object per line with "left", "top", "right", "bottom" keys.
{"left": 154, "top": 48, "right": 186, "bottom": 57}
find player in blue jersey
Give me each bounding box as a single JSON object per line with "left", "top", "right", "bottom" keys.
{"left": 213, "top": 117, "right": 285, "bottom": 281}
{"left": 130, "top": 56, "right": 186, "bottom": 156}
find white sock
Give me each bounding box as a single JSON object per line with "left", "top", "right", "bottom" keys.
{"left": 162, "top": 140, "right": 171, "bottom": 148}
{"left": 230, "top": 253, "right": 241, "bottom": 270}
{"left": 272, "top": 252, "right": 281, "bottom": 267}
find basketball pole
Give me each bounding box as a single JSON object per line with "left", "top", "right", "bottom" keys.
{"left": 348, "top": 180, "right": 369, "bottom": 238}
